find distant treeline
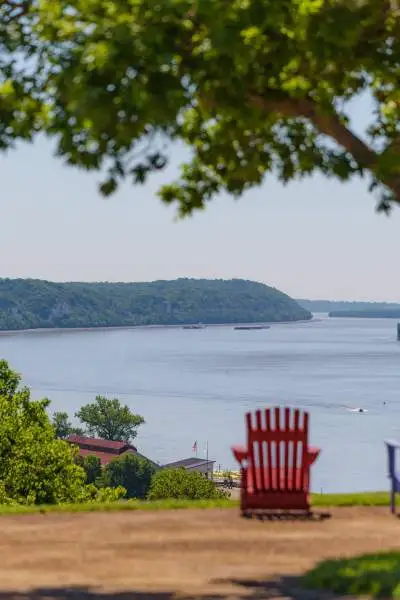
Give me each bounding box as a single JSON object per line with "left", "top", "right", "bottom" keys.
{"left": 0, "top": 277, "right": 311, "bottom": 331}
{"left": 297, "top": 299, "right": 400, "bottom": 314}
{"left": 329, "top": 309, "right": 400, "bottom": 319}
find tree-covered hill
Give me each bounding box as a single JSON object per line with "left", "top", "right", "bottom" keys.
{"left": 0, "top": 278, "right": 311, "bottom": 331}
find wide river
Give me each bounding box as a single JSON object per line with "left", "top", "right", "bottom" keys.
{"left": 1, "top": 315, "right": 399, "bottom": 493}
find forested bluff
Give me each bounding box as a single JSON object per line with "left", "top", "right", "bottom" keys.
{"left": 0, "top": 278, "right": 311, "bottom": 331}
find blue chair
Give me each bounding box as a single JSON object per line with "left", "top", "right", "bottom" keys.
{"left": 385, "top": 440, "right": 400, "bottom": 514}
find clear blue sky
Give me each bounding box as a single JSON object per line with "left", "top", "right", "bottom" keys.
{"left": 1, "top": 93, "right": 399, "bottom": 302}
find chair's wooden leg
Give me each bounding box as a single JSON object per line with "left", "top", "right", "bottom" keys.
{"left": 390, "top": 481, "right": 396, "bottom": 515}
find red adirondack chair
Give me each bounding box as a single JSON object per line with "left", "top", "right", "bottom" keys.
{"left": 232, "top": 407, "right": 320, "bottom": 516}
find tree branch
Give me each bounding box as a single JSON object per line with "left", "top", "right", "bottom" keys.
{"left": 385, "top": 135, "right": 400, "bottom": 156}
{"left": 248, "top": 93, "right": 400, "bottom": 202}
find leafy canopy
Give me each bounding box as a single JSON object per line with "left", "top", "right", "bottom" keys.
{"left": 1, "top": 0, "right": 399, "bottom": 214}
{"left": 75, "top": 396, "right": 144, "bottom": 442}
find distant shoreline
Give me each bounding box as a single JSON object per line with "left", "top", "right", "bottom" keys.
{"left": 312, "top": 310, "right": 400, "bottom": 320}
{"left": 0, "top": 318, "right": 316, "bottom": 337}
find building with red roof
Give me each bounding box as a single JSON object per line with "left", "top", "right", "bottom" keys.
{"left": 66, "top": 435, "right": 140, "bottom": 466}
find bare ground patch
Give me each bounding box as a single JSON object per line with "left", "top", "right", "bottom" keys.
{"left": 0, "top": 507, "right": 398, "bottom": 599}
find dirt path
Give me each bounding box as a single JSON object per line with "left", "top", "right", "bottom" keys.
{"left": 0, "top": 507, "right": 398, "bottom": 599}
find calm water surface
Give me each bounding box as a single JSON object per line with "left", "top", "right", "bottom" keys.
{"left": 1, "top": 315, "right": 399, "bottom": 493}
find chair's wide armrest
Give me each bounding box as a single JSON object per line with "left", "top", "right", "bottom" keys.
{"left": 385, "top": 439, "right": 400, "bottom": 450}
{"left": 307, "top": 446, "right": 321, "bottom": 466}
{"left": 232, "top": 445, "right": 248, "bottom": 465}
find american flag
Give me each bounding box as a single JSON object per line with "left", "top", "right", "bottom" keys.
{"left": 192, "top": 440, "right": 198, "bottom": 452}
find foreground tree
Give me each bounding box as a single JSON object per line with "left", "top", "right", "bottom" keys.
{"left": 0, "top": 360, "right": 87, "bottom": 504}
{"left": 75, "top": 396, "right": 144, "bottom": 443}
{"left": 0, "top": 360, "right": 127, "bottom": 505}
{"left": 1, "top": 1, "right": 399, "bottom": 214}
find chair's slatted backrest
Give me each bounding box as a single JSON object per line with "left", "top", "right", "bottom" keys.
{"left": 246, "top": 407, "right": 309, "bottom": 493}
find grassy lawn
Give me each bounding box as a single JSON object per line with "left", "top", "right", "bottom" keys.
{"left": 312, "top": 491, "right": 390, "bottom": 507}
{"left": 302, "top": 551, "right": 400, "bottom": 599}
{"left": 0, "top": 497, "right": 235, "bottom": 515}
{"left": 0, "top": 491, "right": 391, "bottom": 515}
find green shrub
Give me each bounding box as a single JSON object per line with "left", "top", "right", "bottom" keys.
{"left": 76, "top": 455, "right": 103, "bottom": 485}
{"left": 79, "top": 483, "right": 126, "bottom": 503}
{"left": 148, "top": 468, "right": 228, "bottom": 500}
{"left": 0, "top": 482, "right": 19, "bottom": 506}
{"left": 102, "top": 452, "right": 156, "bottom": 499}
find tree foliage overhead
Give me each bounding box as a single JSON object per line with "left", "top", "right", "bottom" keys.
{"left": 0, "top": 277, "right": 311, "bottom": 330}
{"left": 75, "top": 396, "right": 145, "bottom": 443}
{"left": 1, "top": 0, "right": 399, "bottom": 214}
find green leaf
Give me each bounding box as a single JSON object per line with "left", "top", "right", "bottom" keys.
{"left": 99, "top": 177, "right": 118, "bottom": 196}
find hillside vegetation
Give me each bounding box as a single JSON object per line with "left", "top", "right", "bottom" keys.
{"left": 0, "top": 278, "right": 311, "bottom": 331}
